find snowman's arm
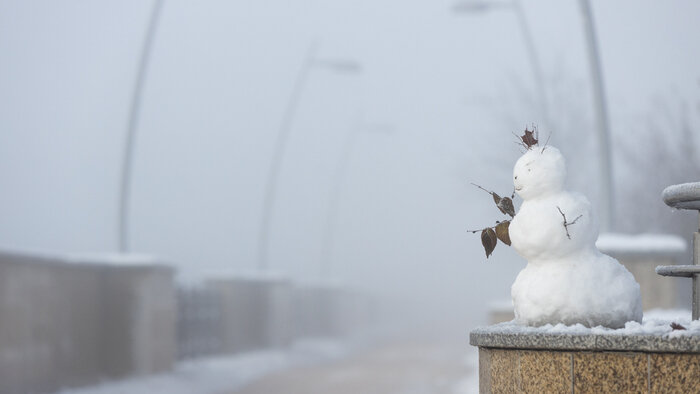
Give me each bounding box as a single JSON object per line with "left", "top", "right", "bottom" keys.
{"left": 556, "top": 206, "right": 583, "bottom": 240}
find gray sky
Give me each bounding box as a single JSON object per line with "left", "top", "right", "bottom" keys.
{"left": 0, "top": 0, "right": 699, "bottom": 327}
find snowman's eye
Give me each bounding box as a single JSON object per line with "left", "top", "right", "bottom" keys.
{"left": 528, "top": 169, "right": 531, "bottom": 172}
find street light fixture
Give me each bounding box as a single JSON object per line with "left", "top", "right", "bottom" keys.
{"left": 318, "top": 121, "right": 395, "bottom": 279}
{"left": 452, "top": 0, "right": 550, "bottom": 131}
{"left": 452, "top": 0, "right": 614, "bottom": 231}
{"left": 578, "top": 0, "right": 615, "bottom": 232}
{"left": 118, "top": 0, "right": 165, "bottom": 253}
{"left": 256, "top": 43, "right": 363, "bottom": 272}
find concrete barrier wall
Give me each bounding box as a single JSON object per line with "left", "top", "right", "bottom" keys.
{"left": 177, "top": 286, "right": 223, "bottom": 360}
{"left": 207, "top": 276, "right": 293, "bottom": 353}
{"left": 101, "top": 265, "right": 176, "bottom": 377}
{"left": 597, "top": 233, "right": 686, "bottom": 311}
{"left": 0, "top": 254, "right": 104, "bottom": 394}
{"left": 0, "top": 252, "right": 175, "bottom": 394}
{"left": 613, "top": 253, "right": 681, "bottom": 310}
{"left": 293, "top": 285, "right": 345, "bottom": 339}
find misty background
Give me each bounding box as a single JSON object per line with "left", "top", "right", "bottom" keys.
{"left": 0, "top": 0, "right": 699, "bottom": 337}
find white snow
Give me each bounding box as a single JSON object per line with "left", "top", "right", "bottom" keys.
{"left": 66, "top": 253, "right": 165, "bottom": 266}
{"left": 509, "top": 146, "right": 642, "bottom": 328}
{"left": 596, "top": 233, "right": 686, "bottom": 254}
{"left": 204, "top": 270, "right": 290, "bottom": 282}
{"left": 481, "top": 309, "right": 698, "bottom": 338}
{"left": 0, "top": 247, "right": 169, "bottom": 267}
{"left": 53, "top": 339, "right": 349, "bottom": 394}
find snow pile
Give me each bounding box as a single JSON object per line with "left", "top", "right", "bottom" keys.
{"left": 0, "top": 248, "right": 168, "bottom": 267}
{"left": 485, "top": 309, "right": 697, "bottom": 338}
{"left": 54, "top": 339, "right": 350, "bottom": 394}
{"left": 596, "top": 233, "right": 686, "bottom": 255}
{"left": 66, "top": 253, "right": 165, "bottom": 266}
{"left": 509, "top": 146, "right": 642, "bottom": 328}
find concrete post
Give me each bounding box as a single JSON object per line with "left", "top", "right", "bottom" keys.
{"left": 208, "top": 275, "right": 293, "bottom": 353}
{"left": 0, "top": 252, "right": 176, "bottom": 393}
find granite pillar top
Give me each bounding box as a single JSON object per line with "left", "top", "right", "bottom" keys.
{"left": 470, "top": 319, "right": 700, "bottom": 353}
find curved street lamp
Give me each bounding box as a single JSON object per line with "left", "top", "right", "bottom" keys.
{"left": 578, "top": 0, "right": 614, "bottom": 232}
{"left": 257, "top": 43, "right": 363, "bottom": 271}
{"left": 118, "top": 0, "right": 165, "bottom": 253}
{"left": 452, "top": 0, "right": 614, "bottom": 231}
{"left": 452, "top": 0, "right": 550, "bottom": 130}
{"left": 318, "top": 122, "right": 395, "bottom": 279}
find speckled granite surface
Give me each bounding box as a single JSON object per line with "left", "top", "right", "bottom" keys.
{"left": 470, "top": 325, "right": 700, "bottom": 353}
{"left": 474, "top": 323, "right": 700, "bottom": 393}
{"left": 478, "top": 348, "right": 700, "bottom": 394}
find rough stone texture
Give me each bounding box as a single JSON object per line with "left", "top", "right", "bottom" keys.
{"left": 477, "top": 347, "right": 700, "bottom": 393}
{"left": 474, "top": 326, "right": 700, "bottom": 393}
{"left": 489, "top": 349, "right": 520, "bottom": 394}
{"left": 572, "top": 352, "right": 648, "bottom": 393}
{"left": 520, "top": 350, "right": 571, "bottom": 393}
{"left": 478, "top": 348, "right": 491, "bottom": 394}
{"left": 649, "top": 353, "right": 700, "bottom": 393}
{"left": 470, "top": 327, "right": 700, "bottom": 353}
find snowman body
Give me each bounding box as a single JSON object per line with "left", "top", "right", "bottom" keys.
{"left": 509, "top": 146, "right": 642, "bottom": 328}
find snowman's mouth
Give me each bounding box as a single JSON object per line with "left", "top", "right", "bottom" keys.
{"left": 515, "top": 186, "right": 523, "bottom": 191}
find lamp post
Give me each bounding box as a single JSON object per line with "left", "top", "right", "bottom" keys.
{"left": 452, "top": 0, "right": 550, "bottom": 131}
{"left": 319, "top": 122, "right": 394, "bottom": 279}
{"left": 118, "top": 0, "right": 165, "bottom": 253}
{"left": 578, "top": 0, "right": 614, "bottom": 232}
{"left": 452, "top": 0, "right": 615, "bottom": 232}
{"left": 257, "top": 43, "right": 362, "bottom": 271}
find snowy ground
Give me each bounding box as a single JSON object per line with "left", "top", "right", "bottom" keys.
{"left": 482, "top": 309, "right": 697, "bottom": 337}
{"left": 55, "top": 311, "right": 691, "bottom": 394}
{"left": 231, "top": 340, "right": 478, "bottom": 394}
{"left": 54, "top": 339, "right": 351, "bottom": 394}
{"left": 54, "top": 338, "right": 478, "bottom": 394}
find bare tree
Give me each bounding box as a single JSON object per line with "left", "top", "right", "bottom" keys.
{"left": 615, "top": 96, "right": 700, "bottom": 237}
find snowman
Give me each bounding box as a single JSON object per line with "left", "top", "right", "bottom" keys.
{"left": 508, "top": 145, "right": 642, "bottom": 328}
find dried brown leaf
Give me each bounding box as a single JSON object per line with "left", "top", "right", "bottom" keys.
{"left": 499, "top": 197, "right": 515, "bottom": 217}
{"left": 670, "top": 322, "right": 686, "bottom": 330}
{"left": 492, "top": 192, "right": 502, "bottom": 205}
{"left": 521, "top": 128, "right": 538, "bottom": 148}
{"left": 495, "top": 221, "right": 511, "bottom": 246}
{"left": 481, "top": 228, "right": 497, "bottom": 258}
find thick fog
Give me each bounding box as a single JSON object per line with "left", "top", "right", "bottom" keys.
{"left": 1, "top": 0, "right": 699, "bottom": 334}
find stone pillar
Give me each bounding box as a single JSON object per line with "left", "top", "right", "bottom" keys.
{"left": 208, "top": 275, "right": 293, "bottom": 353}
{"left": 0, "top": 253, "right": 105, "bottom": 394}
{"left": 471, "top": 325, "right": 700, "bottom": 393}
{"left": 596, "top": 233, "right": 686, "bottom": 311}
{"left": 0, "top": 252, "right": 176, "bottom": 394}
{"left": 293, "top": 284, "right": 345, "bottom": 339}
{"left": 98, "top": 263, "right": 176, "bottom": 377}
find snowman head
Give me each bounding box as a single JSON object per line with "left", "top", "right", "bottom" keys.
{"left": 513, "top": 146, "right": 566, "bottom": 200}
